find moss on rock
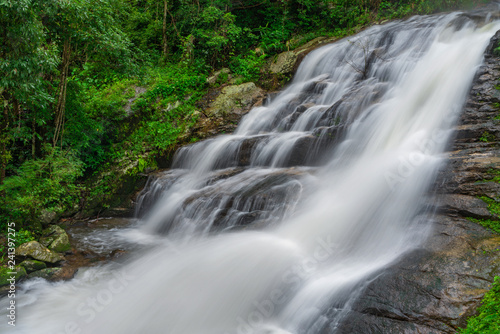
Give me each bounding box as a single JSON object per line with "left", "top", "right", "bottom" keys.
{"left": 208, "top": 82, "right": 264, "bottom": 118}
{"left": 16, "top": 241, "right": 64, "bottom": 264}
{"left": 27, "top": 268, "right": 63, "bottom": 280}
{"left": 40, "top": 225, "right": 71, "bottom": 253}
{"left": 0, "top": 266, "right": 27, "bottom": 287}
{"left": 19, "top": 259, "right": 47, "bottom": 273}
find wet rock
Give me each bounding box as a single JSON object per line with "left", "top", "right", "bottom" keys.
{"left": 156, "top": 168, "right": 309, "bottom": 233}
{"left": 19, "top": 259, "right": 47, "bottom": 273}
{"left": 237, "top": 135, "right": 270, "bottom": 166}
{"left": 40, "top": 225, "right": 71, "bottom": 253}
{"left": 27, "top": 268, "right": 64, "bottom": 280}
{"left": 0, "top": 266, "right": 27, "bottom": 287}
{"left": 430, "top": 194, "right": 493, "bottom": 219}
{"left": 110, "top": 249, "right": 128, "bottom": 260}
{"left": 285, "top": 133, "right": 339, "bottom": 167}
{"left": 16, "top": 241, "right": 64, "bottom": 264}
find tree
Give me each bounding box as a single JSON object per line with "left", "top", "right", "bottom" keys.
{"left": 41, "top": 0, "right": 132, "bottom": 147}
{"left": 0, "top": 0, "right": 58, "bottom": 186}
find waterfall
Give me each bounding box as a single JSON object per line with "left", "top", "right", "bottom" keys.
{"left": 3, "top": 9, "right": 500, "bottom": 334}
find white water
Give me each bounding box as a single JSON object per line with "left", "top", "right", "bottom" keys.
{"left": 3, "top": 11, "right": 500, "bottom": 334}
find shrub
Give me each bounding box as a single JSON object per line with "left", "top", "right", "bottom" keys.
{"left": 460, "top": 276, "right": 500, "bottom": 333}
{"left": 0, "top": 146, "right": 84, "bottom": 228}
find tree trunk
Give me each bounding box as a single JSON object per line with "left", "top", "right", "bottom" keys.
{"left": 163, "top": 1, "right": 169, "bottom": 56}
{"left": 0, "top": 95, "right": 9, "bottom": 192}
{"left": 53, "top": 38, "right": 71, "bottom": 147}
{"left": 32, "top": 116, "right": 36, "bottom": 158}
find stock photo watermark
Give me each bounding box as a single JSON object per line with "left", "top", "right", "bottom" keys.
{"left": 228, "top": 234, "right": 338, "bottom": 334}
{"left": 384, "top": 128, "right": 450, "bottom": 190}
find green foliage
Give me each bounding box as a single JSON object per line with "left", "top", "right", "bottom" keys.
{"left": 0, "top": 0, "right": 59, "bottom": 106}
{"left": 377, "top": 0, "right": 488, "bottom": 19}
{"left": 460, "top": 276, "right": 500, "bottom": 333}
{"left": 42, "top": 0, "right": 133, "bottom": 71}
{"left": 78, "top": 64, "right": 206, "bottom": 210}
{"left": 0, "top": 146, "right": 83, "bottom": 227}
{"left": 467, "top": 217, "right": 500, "bottom": 234}
{"left": 229, "top": 51, "right": 266, "bottom": 83}
{"left": 467, "top": 196, "right": 500, "bottom": 234}
{"left": 485, "top": 169, "right": 500, "bottom": 183}
{"left": 479, "top": 196, "right": 500, "bottom": 217}
{"left": 14, "top": 229, "right": 35, "bottom": 247}
{"left": 194, "top": 6, "right": 242, "bottom": 67}
{"left": 125, "top": 65, "right": 206, "bottom": 155}
{"left": 480, "top": 131, "right": 496, "bottom": 142}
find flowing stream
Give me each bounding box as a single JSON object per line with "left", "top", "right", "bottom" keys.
{"left": 3, "top": 9, "right": 500, "bottom": 334}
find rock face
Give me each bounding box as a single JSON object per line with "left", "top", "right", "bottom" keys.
{"left": 326, "top": 30, "right": 500, "bottom": 333}
{"left": 16, "top": 241, "right": 64, "bottom": 264}
{"left": 331, "top": 219, "right": 500, "bottom": 334}
{"left": 39, "top": 225, "right": 71, "bottom": 253}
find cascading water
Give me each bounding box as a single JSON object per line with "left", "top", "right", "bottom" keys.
{"left": 3, "top": 9, "right": 500, "bottom": 334}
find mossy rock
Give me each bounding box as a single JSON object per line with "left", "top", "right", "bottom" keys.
{"left": 19, "top": 259, "right": 47, "bottom": 273}
{"left": 208, "top": 82, "right": 264, "bottom": 117}
{"left": 40, "top": 209, "right": 58, "bottom": 226}
{"left": 27, "top": 268, "right": 63, "bottom": 280}
{"left": 269, "top": 51, "right": 299, "bottom": 75}
{"left": 0, "top": 266, "right": 27, "bottom": 287}
{"left": 16, "top": 241, "right": 64, "bottom": 263}
{"left": 39, "top": 225, "right": 71, "bottom": 253}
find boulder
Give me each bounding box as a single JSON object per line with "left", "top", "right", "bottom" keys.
{"left": 40, "top": 225, "right": 71, "bottom": 253}
{"left": 269, "top": 51, "right": 300, "bottom": 75}
{"left": 207, "top": 82, "right": 264, "bottom": 118}
{"left": 16, "top": 241, "right": 64, "bottom": 264}
{"left": 267, "top": 37, "right": 336, "bottom": 75}
{"left": 40, "top": 209, "right": 58, "bottom": 225}
{"left": 27, "top": 268, "right": 63, "bottom": 280}
{"left": 0, "top": 266, "right": 27, "bottom": 287}
{"left": 19, "top": 259, "right": 47, "bottom": 273}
